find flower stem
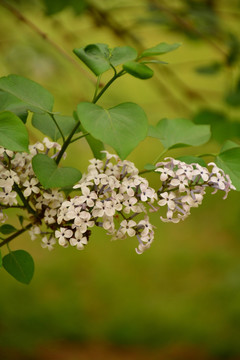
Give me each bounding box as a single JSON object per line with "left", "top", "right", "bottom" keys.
{"left": 49, "top": 113, "right": 65, "bottom": 143}
{"left": 13, "top": 184, "right": 36, "bottom": 215}
{"left": 92, "top": 69, "right": 125, "bottom": 104}
{"left": 55, "top": 121, "right": 80, "bottom": 165}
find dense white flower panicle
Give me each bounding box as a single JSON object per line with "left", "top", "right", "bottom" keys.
{"left": 155, "top": 158, "right": 236, "bottom": 223}
{"left": 0, "top": 142, "right": 236, "bottom": 256}
{"left": 57, "top": 152, "right": 157, "bottom": 253}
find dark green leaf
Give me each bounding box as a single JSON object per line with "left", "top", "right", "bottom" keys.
{"left": 216, "top": 147, "right": 240, "bottom": 190}
{"left": 0, "top": 249, "right": 2, "bottom": 268}
{"left": 123, "top": 61, "right": 154, "bottom": 79}
{"left": 0, "top": 74, "right": 54, "bottom": 113}
{"left": 0, "top": 111, "right": 29, "bottom": 152}
{"left": 148, "top": 118, "right": 211, "bottom": 149}
{"left": 73, "top": 43, "right": 111, "bottom": 76}
{"left": 0, "top": 224, "right": 17, "bottom": 235}
{"left": 195, "top": 62, "right": 222, "bottom": 75}
{"left": 77, "top": 102, "right": 148, "bottom": 159}
{"left": 32, "top": 154, "right": 82, "bottom": 189}
{"left": 32, "top": 113, "right": 78, "bottom": 141}
{"left": 2, "top": 250, "right": 34, "bottom": 284}
{"left": 18, "top": 215, "right": 24, "bottom": 227}
{"left": 110, "top": 46, "right": 137, "bottom": 67}
{"left": 177, "top": 156, "right": 206, "bottom": 167}
{"left": 139, "top": 42, "right": 181, "bottom": 59}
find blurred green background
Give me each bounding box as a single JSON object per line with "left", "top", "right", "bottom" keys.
{"left": 0, "top": 1, "right": 240, "bottom": 359}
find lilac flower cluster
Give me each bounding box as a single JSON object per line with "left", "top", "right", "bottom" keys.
{"left": 56, "top": 151, "right": 157, "bottom": 254}
{"left": 155, "top": 158, "right": 235, "bottom": 223}
{"left": 0, "top": 142, "right": 236, "bottom": 254}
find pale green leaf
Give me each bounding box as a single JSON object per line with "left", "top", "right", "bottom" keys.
{"left": 77, "top": 102, "right": 148, "bottom": 159}
{"left": 32, "top": 154, "right": 82, "bottom": 189}
{"left": 0, "top": 111, "right": 29, "bottom": 152}
{"left": 0, "top": 74, "right": 54, "bottom": 112}
{"left": 139, "top": 42, "right": 181, "bottom": 59}
{"left": 148, "top": 118, "right": 211, "bottom": 150}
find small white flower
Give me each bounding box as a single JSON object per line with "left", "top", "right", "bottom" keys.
{"left": 170, "top": 175, "right": 188, "bottom": 192}
{"left": 78, "top": 186, "right": 98, "bottom": 207}
{"left": 120, "top": 219, "right": 136, "bottom": 237}
{"left": 155, "top": 166, "right": 175, "bottom": 181}
{"left": 41, "top": 236, "right": 56, "bottom": 251}
{"left": 23, "top": 178, "right": 40, "bottom": 197}
{"left": 44, "top": 208, "right": 57, "bottom": 224}
{"left": 158, "top": 192, "right": 176, "bottom": 210}
{"left": 55, "top": 227, "right": 73, "bottom": 245}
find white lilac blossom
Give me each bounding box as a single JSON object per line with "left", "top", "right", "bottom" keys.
{"left": 155, "top": 158, "right": 236, "bottom": 223}
{"left": 0, "top": 143, "right": 236, "bottom": 256}
{"left": 57, "top": 151, "right": 157, "bottom": 254}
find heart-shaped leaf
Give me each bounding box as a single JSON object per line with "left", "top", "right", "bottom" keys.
{"left": 110, "top": 46, "right": 137, "bottom": 67}
{"left": 216, "top": 147, "right": 240, "bottom": 191}
{"left": 77, "top": 102, "right": 148, "bottom": 159}
{"left": 2, "top": 250, "right": 34, "bottom": 284}
{"left": 0, "top": 74, "right": 54, "bottom": 113}
{"left": 123, "top": 61, "right": 154, "bottom": 79}
{"left": 139, "top": 42, "right": 181, "bottom": 59}
{"left": 32, "top": 154, "right": 82, "bottom": 189}
{"left": 0, "top": 111, "right": 29, "bottom": 152}
{"left": 148, "top": 118, "right": 211, "bottom": 150}
{"left": 73, "top": 43, "right": 111, "bottom": 76}
{"left": 32, "top": 113, "right": 78, "bottom": 141}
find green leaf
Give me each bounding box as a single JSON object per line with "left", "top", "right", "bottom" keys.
{"left": 195, "top": 62, "right": 222, "bottom": 75}
{"left": 2, "top": 250, "right": 34, "bottom": 284}
{"left": 216, "top": 147, "right": 240, "bottom": 191}
{"left": 0, "top": 90, "right": 28, "bottom": 123}
{"left": 32, "top": 113, "right": 78, "bottom": 141}
{"left": 141, "top": 60, "right": 168, "bottom": 65}
{"left": 77, "top": 102, "right": 148, "bottom": 159}
{"left": 123, "top": 61, "right": 154, "bottom": 79}
{"left": 0, "top": 224, "right": 17, "bottom": 235}
{"left": 220, "top": 140, "right": 240, "bottom": 153}
{"left": 177, "top": 156, "right": 206, "bottom": 167}
{"left": 193, "top": 109, "right": 230, "bottom": 143}
{"left": 32, "top": 154, "right": 82, "bottom": 189}
{"left": 0, "top": 249, "right": 2, "bottom": 268}
{"left": 73, "top": 43, "right": 111, "bottom": 76}
{"left": 0, "top": 111, "right": 29, "bottom": 152}
{"left": 144, "top": 163, "right": 156, "bottom": 171}
{"left": 139, "top": 42, "right": 181, "bottom": 59}
{"left": 110, "top": 46, "right": 137, "bottom": 67}
{"left": 225, "top": 79, "right": 240, "bottom": 107}
{"left": 148, "top": 118, "right": 211, "bottom": 150}
{"left": 0, "top": 74, "right": 54, "bottom": 113}
{"left": 84, "top": 133, "right": 105, "bottom": 159}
